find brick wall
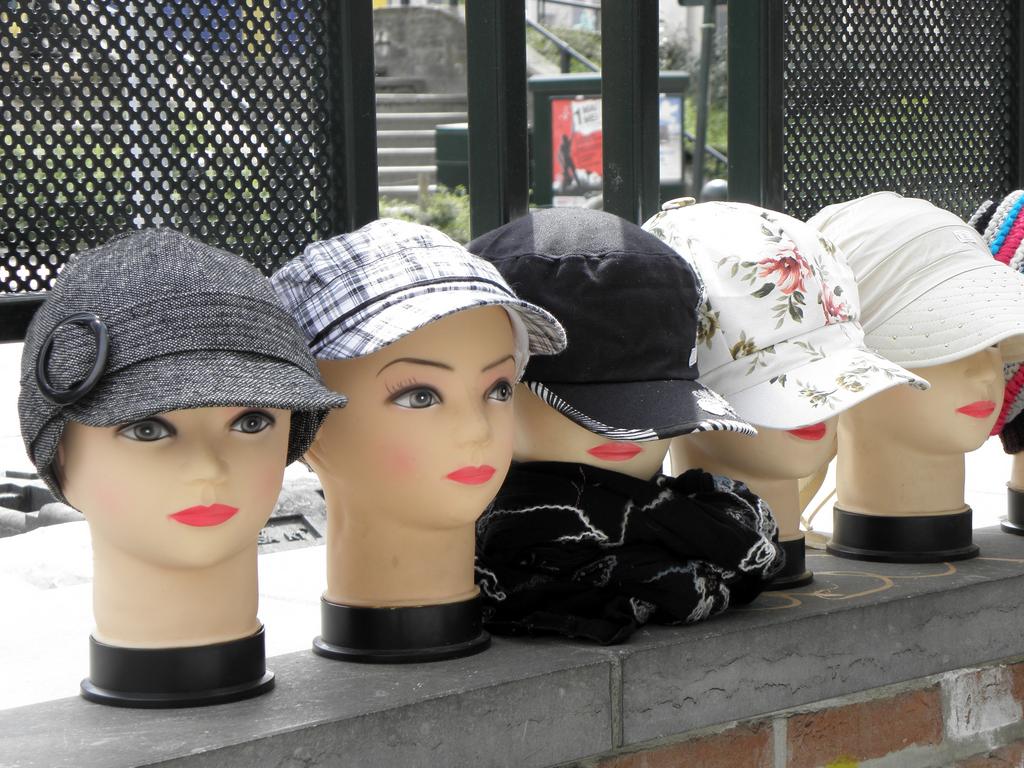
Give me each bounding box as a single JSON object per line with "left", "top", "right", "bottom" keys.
{"left": 569, "top": 657, "right": 1024, "bottom": 768}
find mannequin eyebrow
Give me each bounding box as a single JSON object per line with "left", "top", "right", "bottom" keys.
{"left": 482, "top": 354, "right": 515, "bottom": 372}
{"left": 377, "top": 357, "right": 453, "bottom": 375}
{"left": 377, "top": 353, "right": 515, "bottom": 376}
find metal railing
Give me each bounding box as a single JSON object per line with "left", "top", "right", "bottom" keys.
{"left": 525, "top": 17, "right": 598, "bottom": 73}
{"left": 684, "top": 130, "right": 728, "bottom": 181}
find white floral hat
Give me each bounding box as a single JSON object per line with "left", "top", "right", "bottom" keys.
{"left": 643, "top": 200, "right": 929, "bottom": 429}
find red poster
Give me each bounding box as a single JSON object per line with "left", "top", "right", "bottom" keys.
{"left": 550, "top": 96, "right": 603, "bottom": 204}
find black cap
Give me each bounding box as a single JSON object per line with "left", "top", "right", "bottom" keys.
{"left": 468, "top": 208, "right": 753, "bottom": 440}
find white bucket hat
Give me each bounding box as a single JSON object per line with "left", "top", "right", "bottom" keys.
{"left": 643, "top": 200, "right": 929, "bottom": 430}
{"left": 809, "top": 192, "right": 1024, "bottom": 368}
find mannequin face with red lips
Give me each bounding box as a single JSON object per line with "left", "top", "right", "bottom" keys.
{"left": 672, "top": 419, "right": 838, "bottom": 481}
{"left": 307, "top": 306, "right": 518, "bottom": 530}
{"left": 60, "top": 406, "right": 291, "bottom": 570}
{"left": 513, "top": 386, "right": 670, "bottom": 480}
{"left": 840, "top": 347, "right": 1003, "bottom": 457}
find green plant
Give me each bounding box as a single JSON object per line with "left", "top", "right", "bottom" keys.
{"left": 379, "top": 186, "right": 471, "bottom": 245}
{"left": 526, "top": 26, "right": 601, "bottom": 73}
{"left": 660, "top": 20, "right": 729, "bottom": 154}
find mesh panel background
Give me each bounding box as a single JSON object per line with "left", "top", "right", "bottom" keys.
{"left": 782, "top": 0, "right": 1019, "bottom": 221}
{"left": 1, "top": 0, "right": 340, "bottom": 294}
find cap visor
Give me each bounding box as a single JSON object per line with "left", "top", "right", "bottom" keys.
{"left": 531, "top": 379, "right": 756, "bottom": 440}
{"left": 866, "top": 264, "right": 1024, "bottom": 368}
{"left": 66, "top": 350, "right": 347, "bottom": 428}
{"left": 722, "top": 345, "right": 929, "bottom": 430}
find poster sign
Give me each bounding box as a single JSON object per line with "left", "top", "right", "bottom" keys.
{"left": 549, "top": 93, "right": 684, "bottom": 207}
{"left": 659, "top": 95, "right": 683, "bottom": 185}
{"left": 550, "top": 96, "right": 603, "bottom": 207}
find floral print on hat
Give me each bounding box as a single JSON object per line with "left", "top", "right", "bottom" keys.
{"left": 643, "top": 201, "right": 929, "bottom": 430}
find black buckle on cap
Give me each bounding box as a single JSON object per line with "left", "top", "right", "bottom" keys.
{"left": 36, "top": 312, "right": 110, "bottom": 405}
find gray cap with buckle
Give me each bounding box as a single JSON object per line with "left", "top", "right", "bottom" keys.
{"left": 19, "top": 228, "right": 348, "bottom": 502}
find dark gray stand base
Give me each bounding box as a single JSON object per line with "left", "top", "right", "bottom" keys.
{"left": 828, "top": 506, "right": 979, "bottom": 563}
{"left": 1002, "top": 487, "right": 1024, "bottom": 535}
{"left": 767, "top": 536, "right": 814, "bottom": 588}
{"left": 80, "top": 626, "right": 274, "bottom": 708}
{"left": 313, "top": 594, "right": 491, "bottom": 663}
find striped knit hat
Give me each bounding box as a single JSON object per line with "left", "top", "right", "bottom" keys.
{"left": 971, "top": 191, "right": 1024, "bottom": 449}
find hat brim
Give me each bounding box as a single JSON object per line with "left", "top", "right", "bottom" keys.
{"left": 52, "top": 351, "right": 346, "bottom": 463}
{"left": 719, "top": 344, "right": 929, "bottom": 430}
{"left": 865, "top": 264, "right": 1024, "bottom": 368}
{"left": 526, "top": 379, "right": 756, "bottom": 441}
{"left": 313, "top": 284, "right": 567, "bottom": 361}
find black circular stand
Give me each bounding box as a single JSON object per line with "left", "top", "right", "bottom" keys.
{"left": 1002, "top": 487, "right": 1024, "bottom": 535}
{"left": 827, "top": 506, "right": 979, "bottom": 563}
{"left": 313, "top": 594, "right": 491, "bottom": 663}
{"left": 767, "top": 536, "right": 814, "bottom": 588}
{"left": 80, "top": 625, "right": 274, "bottom": 708}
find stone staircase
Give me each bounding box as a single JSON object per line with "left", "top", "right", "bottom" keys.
{"left": 376, "top": 91, "right": 467, "bottom": 201}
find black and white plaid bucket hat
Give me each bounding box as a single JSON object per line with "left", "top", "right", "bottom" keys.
{"left": 19, "top": 228, "right": 348, "bottom": 502}
{"left": 271, "top": 219, "right": 566, "bottom": 370}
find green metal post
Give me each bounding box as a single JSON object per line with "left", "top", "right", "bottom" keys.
{"left": 601, "top": 1, "right": 660, "bottom": 224}
{"left": 692, "top": 0, "right": 715, "bottom": 199}
{"left": 1018, "top": 1, "right": 1024, "bottom": 189}
{"left": 466, "top": 1, "right": 529, "bottom": 239}
{"left": 327, "top": 0, "right": 379, "bottom": 232}
{"left": 726, "top": 0, "right": 784, "bottom": 209}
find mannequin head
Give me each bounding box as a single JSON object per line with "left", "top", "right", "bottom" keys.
{"left": 671, "top": 420, "right": 836, "bottom": 542}
{"left": 19, "top": 229, "right": 345, "bottom": 648}
{"left": 840, "top": 347, "right": 1002, "bottom": 458}
{"left": 20, "top": 229, "right": 345, "bottom": 503}
{"left": 61, "top": 407, "right": 290, "bottom": 570}
{"left": 308, "top": 306, "right": 517, "bottom": 532}
{"left": 837, "top": 347, "right": 1003, "bottom": 517}
{"left": 514, "top": 386, "right": 670, "bottom": 480}
{"left": 271, "top": 219, "right": 565, "bottom": 609}
{"left": 671, "top": 420, "right": 837, "bottom": 483}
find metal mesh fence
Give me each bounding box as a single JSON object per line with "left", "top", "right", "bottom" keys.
{"left": 781, "top": 0, "right": 1019, "bottom": 221}
{"left": 1, "top": 0, "right": 341, "bottom": 294}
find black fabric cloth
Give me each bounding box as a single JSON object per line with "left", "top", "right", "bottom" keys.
{"left": 1002, "top": 411, "right": 1024, "bottom": 454}
{"left": 475, "top": 462, "right": 785, "bottom": 645}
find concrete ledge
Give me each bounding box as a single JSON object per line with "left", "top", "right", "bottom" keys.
{"left": 617, "top": 526, "right": 1024, "bottom": 745}
{"left": 3, "top": 641, "right": 613, "bottom": 768}
{"left": 6, "top": 526, "right": 1024, "bottom": 768}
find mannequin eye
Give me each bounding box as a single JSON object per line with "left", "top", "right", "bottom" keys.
{"left": 118, "top": 418, "right": 174, "bottom": 442}
{"left": 231, "top": 411, "right": 275, "bottom": 434}
{"left": 487, "top": 379, "right": 513, "bottom": 402}
{"left": 391, "top": 386, "right": 442, "bottom": 409}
